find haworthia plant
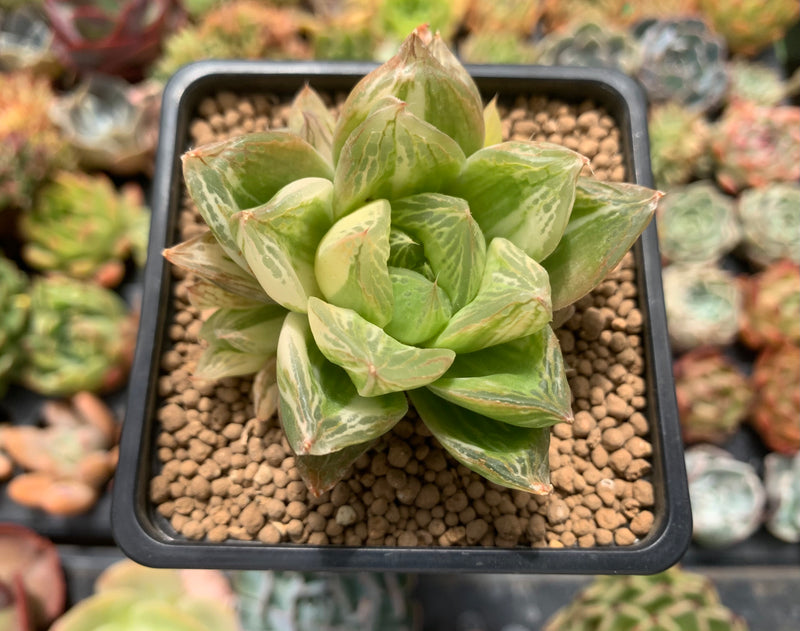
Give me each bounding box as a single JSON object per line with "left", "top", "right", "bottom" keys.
{"left": 169, "top": 25, "right": 659, "bottom": 497}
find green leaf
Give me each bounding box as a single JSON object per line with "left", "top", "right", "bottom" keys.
{"left": 430, "top": 238, "right": 552, "bottom": 353}
{"left": 195, "top": 341, "right": 270, "bottom": 380}
{"left": 392, "top": 193, "right": 486, "bottom": 311}
{"left": 182, "top": 132, "right": 333, "bottom": 266}
{"left": 307, "top": 297, "right": 455, "bottom": 396}
{"left": 333, "top": 98, "right": 465, "bottom": 217}
{"left": 295, "top": 440, "right": 375, "bottom": 498}
{"left": 428, "top": 326, "right": 572, "bottom": 427}
{"left": 163, "top": 231, "right": 271, "bottom": 303}
{"left": 383, "top": 267, "right": 452, "bottom": 345}
{"left": 184, "top": 278, "right": 266, "bottom": 310}
{"left": 542, "top": 177, "right": 660, "bottom": 310}
{"left": 236, "top": 178, "right": 334, "bottom": 312}
{"left": 409, "top": 388, "right": 552, "bottom": 495}
{"left": 253, "top": 357, "right": 278, "bottom": 421}
{"left": 449, "top": 141, "right": 588, "bottom": 261}
{"left": 277, "top": 313, "right": 407, "bottom": 455}
{"left": 199, "top": 305, "right": 286, "bottom": 356}
{"left": 315, "top": 199, "right": 393, "bottom": 327}
{"left": 332, "top": 26, "right": 484, "bottom": 163}
{"left": 483, "top": 95, "right": 504, "bottom": 147}
{"left": 288, "top": 85, "right": 336, "bottom": 164}
{"left": 388, "top": 227, "right": 427, "bottom": 271}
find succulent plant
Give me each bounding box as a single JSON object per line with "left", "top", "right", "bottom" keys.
{"left": 656, "top": 181, "right": 739, "bottom": 266}
{"left": 0, "top": 253, "right": 28, "bottom": 398}
{"left": 647, "top": 102, "right": 710, "bottom": 188}
{"left": 0, "top": 392, "right": 118, "bottom": 515}
{"left": 49, "top": 74, "right": 161, "bottom": 176}
{"left": 464, "top": 0, "right": 541, "bottom": 36}
{"left": 457, "top": 31, "right": 538, "bottom": 64}
{"left": 711, "top": 102, "right": 800, "bottom": 194}
{"left": 377, "top": 0, "right": 466, "bottom": 46}
{"left": 726, "top": 60, "right": 800, "bottom": 106}
{"left": 151, "top": 0, "right": 311, "bottom": 81}
{"left": 308, "top": 1, "right": 378, "bottom": 62}
{"left": 0, "top": 6, "right": 59, "bottom": 75}
{"left": 50, "top": 559, "right": 238, "bottom": 631}
{"left": 43, "top": 0, "right": 184, "bottom": 80}
{"left": 698, "top": 0, "right": 800, "bottom": 56}
{"left": 0, "top": 523, "right": 66, "bottom": 630}
{"left": 20, "top": 275, "right": 137, "bottom": 397}
{"left": 167, "top": 26, "right": 660, "bottom": 497}
{"left": 533, "top": 21, "right": 642, "bottom": 74}
{"left": 0, "top": 71, "right": 70, "bottom": 213}
{"left": 763, "top": 452, "right": 800, "bottom": 543}
{"left": 20, "top": 172, "right": 150, "bottom": 287}
{"left": 736, "top": 183, "right": 800, "bottom": 267}
{"left": 739, "top": 260, "right": 800, "bottom": 350}
{"left": 673, "top": 347, "right": 754, "bottom": 445}
{"left": 662, "top": 264, "right": 742, "bottom": 352}
{"left": 633, "top": 17, "right": 728, "bottom": 113}
{"left": 750, "top": 342, "right": 800, "bottom": 455}
{"left": 684, "top": 445, "right": 765, "bottom": 548}
{"left": 543, "top": 564, "right": 749, "bottom": 631}
{"left": 232, "top": 571, "right": 419, "bottom": 631}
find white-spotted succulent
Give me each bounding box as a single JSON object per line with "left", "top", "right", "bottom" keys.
{"left": 167, "top": 27, "right": 660, "bottom": 496}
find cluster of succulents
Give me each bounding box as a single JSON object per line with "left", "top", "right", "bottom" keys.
{"left": 544, "top": 564, "right": 749, "bottom": 630}
{"left": 169, "top": 26, "right": 659, "bottom": 496}
{"left": 20, "top": 172, "right": 150, "bottom": 287}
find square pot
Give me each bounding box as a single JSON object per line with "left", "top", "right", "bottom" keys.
{"left": 112, "top": 60, "right": 691, "bottom": 573}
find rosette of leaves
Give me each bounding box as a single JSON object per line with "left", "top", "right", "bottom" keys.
{"left": 151, "top": 0, "right": 311, "bottom": 81}
{"left": 544, "top": 565, "right": 749, "bottom": 631}
{"left": 684, "top": 445, "right": 766, "bottom": 548}
{"left": 0, "top": 253, "right": 28, "bottom": 397}
{"left": 648, "top": 102, "right": 710, "bottom": 188}
{"left": 750, "top": 343, "right": 800, "bottom": 455}
{"left": 49, "top": 74, "right": 161, "bottom": 176}
{"left": 50, "top": 559, "right": 239, "bottom": 631}
{"left": 167, "top": 26, "right": 660, "bottom": 496}
{"left": 662, "top": 264, "right": 741, "bottom": 352}
{"left": 458, "top": 31, "right": 538, "bottom": 64}
{"left": 711, "top": 103, "right": 800, "bottom": 194}
{"left": 232, "top": 571, "right": 419, "bottom": 631}
{"left": 736, "top": 183, "right": 800, "bottom": 267}
{"left": 20, "top": 172, "right": 150, "bottom": 288}
{"left": 20, "top": 275, "right": 137, "bottom": 396}
{"left": 739, "top": 260, "right": 800, "bottom": 350}
{"left": 673, "top": 347, "right": 754, "bottom": 445}
{"left": 43, "top": 0, "right": 184, "bottom": 81}
{"left": 726, "top": 60, "right": 800, "bottom": 106}
{"left": 0, "top": 71, "right": 71, "bottom": 213}
{"left": 698, "top": 0, "right": 800, "bottom": 56}
{"left": 656, "top": 181, "right": 739, "bottom": 266}
{"left": 632, "top": 18, "right": 728, "bottom": 113}
{"left": 763, "top": 452, "right": 800, "bottom": 543}
{"left": 0, "top": 6, "right": 59, "bottom": 75}
{"left": 533, "top": 21, "right": 642, "bottom": 74}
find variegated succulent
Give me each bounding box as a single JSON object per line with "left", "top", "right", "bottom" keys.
{"left": 167, "top": 27, "right": 659, "bottom": 496}
{"left": 656, "top": 181, "right": 739, "bottom": 266}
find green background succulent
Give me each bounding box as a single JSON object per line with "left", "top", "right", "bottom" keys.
{"left": 737, "top": 183, "right": 800, "bottom": 267}
{"left": 20, "top": 171, "right": 150, "bottom": 288}
{"left": 167, "top": 27, "right": 659, "bottom": 497}
{"left": 648, "top": 102, "right": 710, "bottom": 189}
{"left": 0, "top": 252, "right": 29, "bottom": 397}
{"left": 534, "top": 21, "right": 642, "bottom": 74}
{"left": 21, "top": 275, "right": 136, "bottom": 396}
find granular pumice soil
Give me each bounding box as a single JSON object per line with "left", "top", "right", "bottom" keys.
{"left": 149, "top": 89, "right": 655, "bottom": 549}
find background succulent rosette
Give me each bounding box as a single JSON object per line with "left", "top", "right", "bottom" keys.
{"left": 166, "top": 27, "right": 660, "bottom": 497}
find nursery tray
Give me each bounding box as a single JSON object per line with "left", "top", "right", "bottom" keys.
{"left": 112, "top": 61, "right": 692, "bottom": 573}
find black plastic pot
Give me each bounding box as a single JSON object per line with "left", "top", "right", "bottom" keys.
{"left": 112, "top": 60, "right": 691, "bottom": 573}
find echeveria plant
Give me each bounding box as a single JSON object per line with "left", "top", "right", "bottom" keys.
{"left": 167, "top": 27, "right": 660, "bottom": 496}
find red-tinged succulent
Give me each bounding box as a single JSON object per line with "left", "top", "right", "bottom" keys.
{"left": 43, "top": 0, "right": 184, "bottom": 80}
{"left": 750, "top": 343, "right": 800, "bottom": 455}
{"left": 739, "top": 260, "right": 800, "bottom": 350}
{"left": 711, "top": 102, "right": 800, "bottom": 194}
{"left": 0, "top": 523, "right": 66, "bottom": 630}
{"left": 674, "top": 347, "right": 754, "bottom": 445}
